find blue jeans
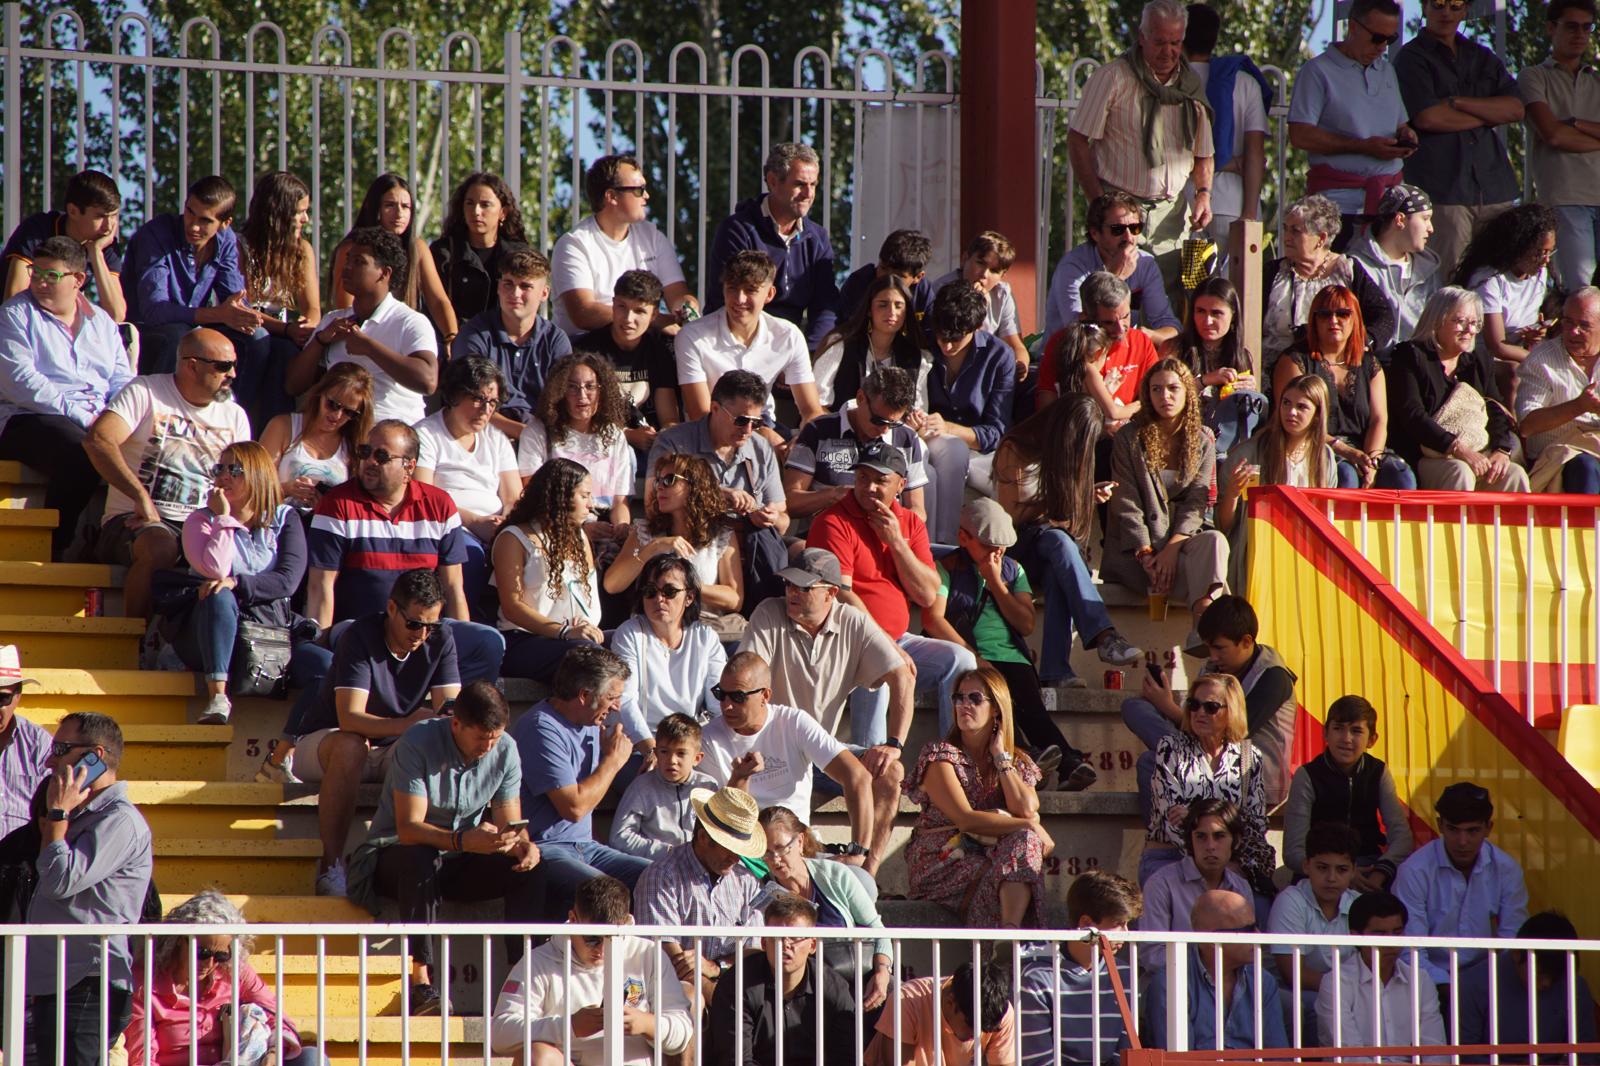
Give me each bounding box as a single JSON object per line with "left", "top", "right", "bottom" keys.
{"left": 1011, "top": 525, "right": 1114, "bottom": 683}
{"left": 536, "top": 839, "right": 651, "bottom": 915}
{"left": 461, "top": 532, "right": 497, "bottom": 625}
{"left": 281, "top": 619, "right": 506, "bottom": 738}
{"left": 847, "top": 632, "right": 977, "bottom": 741}
{"left": 1563, "top": 453, "right": 1600, "bottom": 494}
{"left": 1555, "top": 204, "right": 1600, "bottom": 292}
{"left": 1335, "top": 453, "right": 1417, "bottom": 489}
{"left": 501, "top": 631, "right": 597, "bottom": 682}
{"left": 172, "top": 586, "right": 241, "bottom": 683}
{"left": 232, "top": 329, "right": 297, "bottom": 434}
{"left": 1121, "top": 697, "right": 1181, "bottom": 825}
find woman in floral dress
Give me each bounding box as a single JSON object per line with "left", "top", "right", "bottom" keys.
{"left": 903, "top": 665, "right": 1053, "bottom": 928}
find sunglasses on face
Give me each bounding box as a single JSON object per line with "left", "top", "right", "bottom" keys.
{"left": 0, "top": 687, "right": 19, "bottom": 706}
{"left": 210, "top": 462, "right": 244, "bottom": 479}
{"left": 196, "top": 947, "right": 233, "bottom": 964}
{"left": 26, "top": 265, "right": 81, "bottom": 284}
{"left": 323, "top": 395, "right": 360, "bottom": 419}
{"left": 1185, "top": 697, "right": 1227, "bottom": 716}
{"left": 1353, "top": 16, "right": 1402, "bottom": 44}
{"left": 400, "top": 613, "right": 443, "bottom": 634}
{"left": 1429, "top": 0, "right": 1467, "bottom": 9}
{"left": 186, "top": 355, "right": 238, "bottom": 373}
{"left": 712, "top": 685, "right": 763, "bottom": 704}
{"left": 354, "top": 445, "right": 410, "bottom": 465}
{"left": 641, "top": 584, "right": 685, "bottom": 600}
{"left": 953, "top": 691, "right": 990, "bottom": 707}
{"left": 609, "top": 185, "right": 649, "bottom": 199}
{"left": 653, "top": 473, "right": 686, "bottom": 489}
{"left": 869, "top": 415, "right": 905, "bottom": 429}
{"left": 50, "top": 740, "right": 95, "bottom": 758}
{"left": 721, "top": 408, "right": 763, "bottom": 429}
{"left": 1102, "top": 222, "right": 1144, "bottom": 237}
{"left": 1314, "top": 308, "right": 1354, "bottom": 320}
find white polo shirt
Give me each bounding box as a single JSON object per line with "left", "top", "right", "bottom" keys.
{"left": 318, "top": 293, "right": 437, "bottom": 423}
{"left": 674, "top": 308, "right": 813, "bottom": 420}
{"left": 550, "top": 216, "right": 686, "bottom": 335}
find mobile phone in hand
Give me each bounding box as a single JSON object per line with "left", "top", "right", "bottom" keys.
{"left": 1146, "top": 662, "right": 1165, "bottom": 687}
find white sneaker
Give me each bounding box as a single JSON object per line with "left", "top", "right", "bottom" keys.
{"left": 315, "top": 861, "right": 347, "bottom": 897}
{"left": 254, "top": 753, "right": 301, "bottom": 785}
{"left": 197, "top": 693, "right": 232, "bottom": 726}
{"left": 1096, "top": 633, "right": 1145, "bottom": 668}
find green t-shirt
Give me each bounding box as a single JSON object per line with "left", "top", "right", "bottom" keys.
{"left": 937, "top": 562, "right": 1033, "bottom": 665}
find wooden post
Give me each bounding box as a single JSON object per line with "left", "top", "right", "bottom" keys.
{"left": 1228, "top": 218, "right": 1266, "bottom": 380}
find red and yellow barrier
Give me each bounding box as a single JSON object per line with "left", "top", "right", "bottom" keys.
{"left": 1246, "top": 488, "right": 1600, "bottom": 930}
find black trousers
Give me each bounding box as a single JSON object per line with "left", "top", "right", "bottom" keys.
{"left": 987, "top": 659, "right": 1087, "bottom": 762}
{"left": 27, "top": 977, "right": 132, "bottom": 1066}
{"left": 374, "top": 845, "right": 546, "bottom": 968}
{"left": 0, "top": 415, "right": 100, "bottom": 555}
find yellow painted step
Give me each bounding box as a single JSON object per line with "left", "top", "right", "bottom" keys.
{"left": 113, "top": 725, "right": 232, "bottom": 780}
{"left": 0, "top": 560, "right": 119, "bottom": 615}
{"left": 22, "top": 668, "right": 197, "bottom": 728}
{"left": 0, "top": 460, "right": 45, "bottom": 510}
{"left": 0, "top": 614, "right": 145, "bottom": 668}
{"left": 160, "top": 893, "right": 374, "bottom": 924}
{"left": 251, "top": 955, "right": 406, "bottom": 1018}
{"left": 154, "top": 837, "right": 322, "bottom": 895}
{"left": 124, "top": 781, "right": 285, "bottom": 838}
{"left": 0, "top": 507, "right": 57, "bottom": 561}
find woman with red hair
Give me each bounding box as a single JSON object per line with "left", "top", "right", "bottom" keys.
{"left": 1271, "top": 286, "right": 1416, "bottom": 488}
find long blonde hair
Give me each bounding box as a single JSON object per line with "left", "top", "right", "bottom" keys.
{"left": 945, "top": 665, "right": 1020, "bottom": 769}
{"left": 1260, "top": 374, "right": 1332, "bottom": 487}
{"left": 221, "top": 441, "right": 283, "bottom": 531}
{"left": 1135, "top": 358, "right": 1206, "bottom": 482}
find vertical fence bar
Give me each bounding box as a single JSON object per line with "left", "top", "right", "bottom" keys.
{"left": 1166, "top": 942, "right": 1189, "bottom": 1052}
{"left": 502, "top": 30, "right": 522, "bottom": 199}
{"left": 3, "top": 3, "right": 20, "bottom": 238}
{"left": 1561, "top": 508, "right": 1571, "bottom": 710}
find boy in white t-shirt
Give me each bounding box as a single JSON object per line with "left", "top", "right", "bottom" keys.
{"left": 550, "top": 153, "right": 698, "bottom": 335}
{"left": 675, "top": 250, "right": 822, "bottom": 443}
{"left": 85, "top": 327, "right": 252, "bottom": 618}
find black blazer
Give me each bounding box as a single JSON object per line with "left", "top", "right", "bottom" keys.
{"left": 1385, "top": 338, "right": 1516, "bottom": 465}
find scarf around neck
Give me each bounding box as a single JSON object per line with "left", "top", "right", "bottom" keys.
{"left": 1124, "top": 46, "right": 1212, "bottom": 169}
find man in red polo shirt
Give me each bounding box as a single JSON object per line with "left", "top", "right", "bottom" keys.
{"left": 1035, "top": 270, "right": 1159, "bottom": 422}
{"left": 809, "top": 440, "right": 976, "bottom": 738}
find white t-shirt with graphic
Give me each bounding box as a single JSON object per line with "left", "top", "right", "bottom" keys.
{"left": 516, "top": 420, "right": 636, "bottom": 508}
{"left": 103, "top": 375, "right": 252, "bottom": 523}
{"left": 699, "top": 703, "right": 846, "bottom": 818}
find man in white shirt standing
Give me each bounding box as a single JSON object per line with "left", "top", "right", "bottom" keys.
{"left": 700, "top": 651, "right": 876, "bottom": 865}
{"left": 286, "top": 227, "right": 438, "bottom": 424}
{"left": 675, "top": 249, "right": 822, "bottom": 448}
{"left": 550, "top": 154, "right": 697, "bottom": 336}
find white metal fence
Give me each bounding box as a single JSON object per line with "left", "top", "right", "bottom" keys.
{"left": 5, "top": 923, "right": 1598, "bottom": 1066}
{"left": 0, "top": 4, "right": 1292, "bottom": 322}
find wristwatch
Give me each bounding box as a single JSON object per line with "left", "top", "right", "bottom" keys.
{"left": 844, "top": 842, "right": 869, "bottom": 858}
{"left": 47, "top": 808, "right": 67, "bottom": 822}
{"left": 883, "top": 737, "right": 904, "bottom": 750}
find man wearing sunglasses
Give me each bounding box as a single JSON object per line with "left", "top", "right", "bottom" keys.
{"left": 783, "top": 366, "right": 929, "bottom": 525}
{"left": 0, "top": 646, "right": 49, "bottom": 850}
{"left": 1288, "top": 0, "right": 1418, "bottom": 244}
{"left": 1044, "top": 192, "right": 1181, "bottom": 341}
{"left": 26, "top": 712, "right": 153, "bottom": 1066}
{"left": 1520, "top": 0, "right": 1600, "bottom": 293}
{"left": 83, "top": 327, "right": 250, "bottom": 618}
{"left": 1394, "top": 0, "right": 1524, "bottom": 275}
{"left": 1146, "top": 888, "right": 1287, "bottom": 1051}
{"left": 0, "top": 236, "right": 134, "bottom": 556}
{"left": 551, "top": 153, "right": 697, "bottom": 337}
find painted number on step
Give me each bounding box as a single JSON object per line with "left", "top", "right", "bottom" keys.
{"left": 446, "top": 964, "right": 481, "bottom": 983}
{"left": 1044, "top": 855, "right": 1101, "bottom": 878}
{"left": 245, "top": 738, "right": 261, "bottom": 758}
{"left": 1092, "top": 751, "right": 1135, "bottom": 771}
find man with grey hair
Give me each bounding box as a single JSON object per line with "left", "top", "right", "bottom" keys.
{"left": 0, "top": 234, "right": 133, "bottom": 555}
{"left": 27, "top": 711, "right": 153, "bottom": 1066}
{"left": 1517, "top": 286, "right": 1600, "bottom": 493}
{"left": 1038, "top": 271, "right": 1159, "bottom": 426}
{"left": 704, "top": 142, "right": 839, "bottom": 347}
{"left": 1068, "top": 0, "right": 1216, "bottom": 287}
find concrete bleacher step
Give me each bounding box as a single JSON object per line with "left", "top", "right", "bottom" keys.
{"left": 0, "top": 614, "right": 145, "bottom": 668}
{"left": 153, "top": 837, "right": 322, "bottom": 895}
{"left": 0, "top": 460, "right": 45, "bottom": 509}
{"left": 253, "top": 954, "right": 406, "bottom": 1018}
{"left": 0, "top": 508, "right": 58, "bottom": 561}
{"left": 0, "top": 560, "right": 122, "bottom": 615}
{"left": 22, "top": 667, "right": 197, "bottom": 725}
{"left": 124, "top": 780, "right": 285, "bottom": 837}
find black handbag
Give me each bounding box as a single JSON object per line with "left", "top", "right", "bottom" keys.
{"left": 230, "top": 621, "right": 292, "bottom": 699}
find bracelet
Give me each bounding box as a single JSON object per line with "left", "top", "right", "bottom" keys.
{"left": 453, "top": 829, "right": 463, "bottom": 852}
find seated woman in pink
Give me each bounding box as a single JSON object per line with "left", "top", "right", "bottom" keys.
{"left": 125, "top": 890, "right": 320, "bottom": 1066}
{"left": 903, "top": 665, "right": 1053, "bottom": 929}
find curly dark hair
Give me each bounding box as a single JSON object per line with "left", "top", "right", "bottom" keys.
{"left": 505, "top": 457, "right": 592, "bottom": 597}
{"left": 633, "top": 552, "right": 703, "bottom": 625}
{"left": 537, "top": 352, "right": 629, "bottom": 447}
{"left": 1135, "top": 358, "right": 1206, "bottom": 483}
{"left": 1451, "top": 203, "right": 1558, "bottom": 288}
{"left": 442, "top": 171, "right": 529, "bottom": 246}
{"left": 646, "top": 452, "right": 727, "bottom": 549}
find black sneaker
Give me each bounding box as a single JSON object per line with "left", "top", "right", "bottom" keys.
{"left": 408, "top": 981, "right": 443, "bottom": 1016}
{"left": 1059, "top": 762, "right": 1099, "bottom": 792}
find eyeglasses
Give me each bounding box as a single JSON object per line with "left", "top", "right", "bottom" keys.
{"left": 1102, "top": 222, "right": 1144, "bottom": 237}
{"left": 323, "top": 395, "right": 360, "bottom": 419}
{"left": 196, "top": 947, "right": 233, "bottom": 964}
{"left": 782, "top": 579, "right": 825, "bottom": 593}
{"left": 869, "top": 415, "right": 905, "bottom": 429}
{"left": 1428, "top": 0, "right": 1467, "bottom": 9}
{"left": 210, "top": 462, "right": 245, "bottom": 479}
{"left": 719, "top": 406, "right": 764, "bottom": 429}
{"left": 653, "top": 473, "right": 686, "bottom": 489}
{"left": 1313, "top": 308, "right": 1354, "bottom": 320}
{"left": 463, "top": 392, "right": 501, "bottom": 410}
{"left": 26, "top": 265, "right": 81, "bottom": 284}
{"left": 609, "top": 185, "right": 649, "bottom": 199}
{"left": 355, "top": 445, "right": 410, "bottom": 465}
{"left": 712, "top": 685, "right": 764, "bottom": 704}
{"left": 641, "top": 584, "right": 684, "bottom": 600}
{"left": 565, "top": 382, "right": 600, "bottom": 396}
{"left": 765, "top": 835, "right": 802, "bottom": 861}
{"left": 49, "top": 740, "right": 96, "bottom": 758}
{"left": 1352, "top": 16, "right": 1402, "bottom": 44}
{"left": 953, "top": 691, "right": 990, "bottom": 707}
{"left": 185, "top": 355, "right": 238, "bottom": 373}
{"left": 1558, "top": 19, "right": 1597, "bottom": 33}
{"left": 400, "top": 613, "right": 443, "bottom": 634}
{"left": 1185, "top": 697, "right": 1227, "bottom": 716}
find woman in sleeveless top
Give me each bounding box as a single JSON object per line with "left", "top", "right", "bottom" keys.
{"left": 811, "top": 273, "right": 929, "bottom": 411}
{"left": 258, "top": 362, "right": 374, "bottom": 511}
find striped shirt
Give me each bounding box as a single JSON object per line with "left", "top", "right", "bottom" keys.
{"left": 307, "top": 478, "right": 468, "bottom": 621}
{"left": 633, "top": 840, "right": 765, "bottom": 963}
{"left": 1068, "top": 56, "right": 1215, "bottom": 201}
{"left": 1019, "top": 950, "right": 1134, "bottom": 1066}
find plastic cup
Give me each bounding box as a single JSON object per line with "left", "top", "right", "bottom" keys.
{"left": 1148, "top": 594, "right": 1169, "bottom": 621}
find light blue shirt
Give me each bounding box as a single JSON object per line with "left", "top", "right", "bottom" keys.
{"left": 0, "top": 291, "right": 133, "bottom": 437}
{"left": 1267, "top": 879, "right": 1360, "bottom": 974}
{"left": 1287, "top": 47, "right": 1410, "bottom": 214}
{"left": 1393, "top": 838, "right": 1529, "bottom": 986}
{"left": 1147, "top": 945, "right": 1289, "bottom": 1051}
{"left": 1043, "top": 241, "right": 1181, "bottom": 339}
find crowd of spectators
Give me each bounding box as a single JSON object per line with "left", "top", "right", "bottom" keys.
{"left": 3, "top": 0, "right": 1600, "bottom": 1059}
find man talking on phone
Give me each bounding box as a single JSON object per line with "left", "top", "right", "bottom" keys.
{"left": 27, "top": 712, "right": 153, "bottom": 1066}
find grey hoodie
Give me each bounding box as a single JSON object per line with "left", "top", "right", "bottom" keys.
{"left": 609, "top": 768, "right": 720, "bottom": 860}
{"left": 1348, "top": 230, "right": 1443, "bottom": 350}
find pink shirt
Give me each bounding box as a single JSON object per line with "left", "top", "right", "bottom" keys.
{"left": 125, "top": 961, "right": 301, "bottom": 1066}
{"left": 874, "top": 975, "right": 1016, "bottom": 1065}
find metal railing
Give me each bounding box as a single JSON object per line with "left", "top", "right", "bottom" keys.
{"left": 1, "top": 3, "right": 1297, "bottom": 325}
{"left": 5, "top": 923, "right": 1599, "bottom": 1066}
